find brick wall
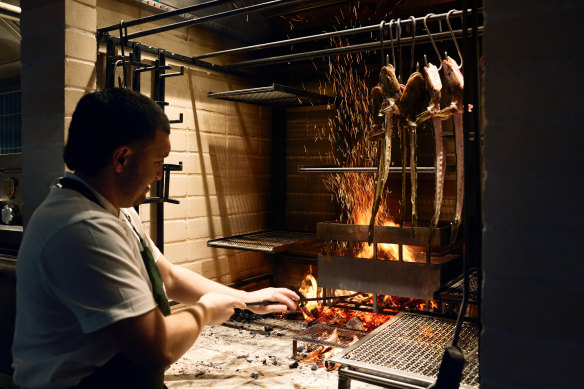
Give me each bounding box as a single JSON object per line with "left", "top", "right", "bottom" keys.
{"left": 482, "top": 1, "right": 584, "bottom": 387}
{"left": 97, "top": 0, "right": 272, "bottom": 284}
{"left": 284, "top": 105, "right": 337, "bottom": 230}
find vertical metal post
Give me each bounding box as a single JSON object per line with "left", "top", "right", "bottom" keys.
{"left": 132, "top": 44, "right": 141, "bottom": 93}
{"left": 105, "top": 37, "right": 116, "bottom": 89}
{"left": 153, "top": 51, "right": 166, "bottom": 252}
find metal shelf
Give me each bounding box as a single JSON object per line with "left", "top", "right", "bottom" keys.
{"left": 434, "top": 268, "right": 479, "bottom": 303}
{"left": 207, "top": 84, "right": 334, "bottom": 107}
{"left": 207, "top": 230, "right": 317, "bottom": 254}
{"left": 330, "top": 312, "right": 479, "bottom": 389}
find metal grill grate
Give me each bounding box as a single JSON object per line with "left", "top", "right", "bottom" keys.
{"left": 435, "top": 269, "right": 479, "bottom": 302}
{"left": 207, "top": 84, "right": 334, "bottom": 106}
{"left": 207, "top": 230, "right": 317, "bottom": 254}
{"left": 293, "top": 323, "right": 368, "bottom": 349}
{"left": 330, "top": 313, "right": 479, "bottom": 388}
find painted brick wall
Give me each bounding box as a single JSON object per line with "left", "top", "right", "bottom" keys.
{"left": 482, "top": 1, "right": 584, "bottom": 387}
{"left": 96, "top": 0, "right": 272, "bottom": 284}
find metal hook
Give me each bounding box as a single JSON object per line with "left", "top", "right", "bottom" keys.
{"left": 118, "top": 20, "right": 128, "bottom": 88}
{"left": 118, "top": 20, "right": 127, "bottom": 58}
{"left": 409, "top": 16, "right": 416, "bottom": 74}
{"left": 388, "top": 19, "right": 396, "bottom": 68}
{"left": 423, "top": 13, "right": 442, "bottom": 69}
{"left": 379, "top": 21, "right": 386, "bottom": 66}
{"left": 445, "top": 9, "right": 463, "bottom": 68}
{"left": 396, "top": 18, "right": 402, "bottom": 82}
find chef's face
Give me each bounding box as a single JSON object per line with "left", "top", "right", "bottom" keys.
{"left": 120, "top": 129, "right": 171, "bottom": 207}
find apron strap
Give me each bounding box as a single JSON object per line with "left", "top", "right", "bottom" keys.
{"left": 58, "top": 177, "right": 169, "bottom": 387}
{"left": 58, "top": 177, "right": 171, "bottom": 316}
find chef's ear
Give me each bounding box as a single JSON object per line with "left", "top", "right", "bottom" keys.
{"left": 112, "top": 146, "right": 131, "bottom": 173}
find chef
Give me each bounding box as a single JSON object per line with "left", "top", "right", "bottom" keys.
{"left": 12, "top": 88, "right": 298, "bottom": 388}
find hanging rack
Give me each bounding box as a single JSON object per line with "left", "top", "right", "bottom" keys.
{"left": 99, "top": 0, "right": 311, "bottom": 41}
{"left": 98, "top": 7, "right": 481, "bottom": 78}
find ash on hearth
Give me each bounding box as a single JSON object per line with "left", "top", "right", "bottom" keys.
{"left": 229, "top": 308, "right": 273, "bottom": 323}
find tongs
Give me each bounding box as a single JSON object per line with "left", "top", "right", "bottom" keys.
{"left": 246, "top": 292, "right": 359, "bottom": 306}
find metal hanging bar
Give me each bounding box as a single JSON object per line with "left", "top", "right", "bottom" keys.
{"left": 194, "top": 23, "right": 379, "bottom": 60}
{"left": 122, "top": 0, "right": 311, "bottom": 41}
{"left": 97, "top": 0, "right": 235, "bottom": 34}
{"left": 227, "top": 26, "right": 482, "bottom": 69}
{"left": 195, "top": 8, "right": 471, "bottom": 61}
{"left": 101, "top": 35, "right": 264, "bottom": 83}
{"left": 297, "top": 166, "right": 438, "bottom": 174}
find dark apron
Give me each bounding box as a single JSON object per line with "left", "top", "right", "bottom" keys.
{"left": 59, "top": 177, "right": 170, "bottom": 389}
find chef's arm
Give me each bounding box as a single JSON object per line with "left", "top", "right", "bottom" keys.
{"left": 156, "top": 254, "right": 299, "bottom": 313}
{"left": 156, "top": 253, "right": 245, "bottom": 303}
{"left": 100, "top": 291, "right": 245, "bottom": 370}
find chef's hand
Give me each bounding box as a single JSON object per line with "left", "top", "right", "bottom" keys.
{"left": 244, "top": 287, "right": 299, "bottom": 314}
{"left": 198, "top": 292, "right": 247, "bottom": 325}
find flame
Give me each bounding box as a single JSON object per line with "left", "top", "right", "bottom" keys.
{"left": 316, "top": 31, "right": 422, "bottom": 263}
{"left": 298, "top": 273, "right": 321, "bottom": 314}
{"left": 355, "top": 219, "right": 416, "bottom": 262}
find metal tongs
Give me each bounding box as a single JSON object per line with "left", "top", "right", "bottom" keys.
{"left": 246, "top": 292, "right": 359, "bottom": 306}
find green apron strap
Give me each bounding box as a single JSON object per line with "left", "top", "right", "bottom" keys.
{"left": 125, "top": 215, "right": 171, "bottom": 316}
{"left": 58, "top": 177, "right": 171, "bottom": 316}
{"left": 57, "top": 177, "right": 169, "bottom": 387}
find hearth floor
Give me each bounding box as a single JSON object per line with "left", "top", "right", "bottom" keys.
{"left": 164, "top": 316, "right": 378, "bottom": 389}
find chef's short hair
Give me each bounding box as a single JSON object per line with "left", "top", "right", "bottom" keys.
{"left": 64, "top": 88, "right": 170, "bottom": 177}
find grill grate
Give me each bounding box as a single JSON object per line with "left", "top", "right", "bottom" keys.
{"left": 207, "top": 84, "right": 334, "bottom": 106}
{"left": 293, "top": 323, "right": 368, "bottom": 349}
{"left": 330, "top": 312, "right": 479, "bottom": 388}
{"left": 207, "top": 230, "right": 316, "bottom": 254}
{"left": 435, "top": 269, "right": 479, "bottom": 302}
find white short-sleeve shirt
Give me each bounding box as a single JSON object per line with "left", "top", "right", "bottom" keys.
{"left": 12, "top": 173, "right": 161, "bottom": 388}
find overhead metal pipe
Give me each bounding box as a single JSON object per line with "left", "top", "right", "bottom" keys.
{"left": 0, "top": 1, "right": 20, "bottom": 21}
{"left": 193, "top": 24, "right": 379, "bottom": 60}
{"left": 97, "top": 0, "right": 234, "bottom": 34}
{"left": 123, "top": 0, "right": 312, "bottom": 41}
{"left": 102, "top": 35, "right": 264, "bottom": 83}
{"left": 227, "top": 26, "right": 483, "bottom": 69}
{"left": 194, "top": 8, "right": 473, "bottom": 60}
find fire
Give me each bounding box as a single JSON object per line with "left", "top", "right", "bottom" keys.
{"left": 291, "top": 274, "right": 440, "bottom": 370}
{"left": 316, "top": 28, "right": 421, "bottom": 263}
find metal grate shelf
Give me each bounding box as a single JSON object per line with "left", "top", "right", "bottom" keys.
{"left": 207, "top": 83, "right": 334, "bottom": 106}
{"left": 207, "top": 230, "right": 317, "bottom": 254}
{"left": 329, "top": 312, "right": 479, "bottom": 389}
{"left": 434, "top": 268, "right": 479, "bottom": 303}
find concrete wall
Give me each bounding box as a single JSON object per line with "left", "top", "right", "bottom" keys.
{"left": 482, "top": 1, "right": 584, "bottom": 387}
{"left": 20, "top": 0, "right": 97, "bottom": 225}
